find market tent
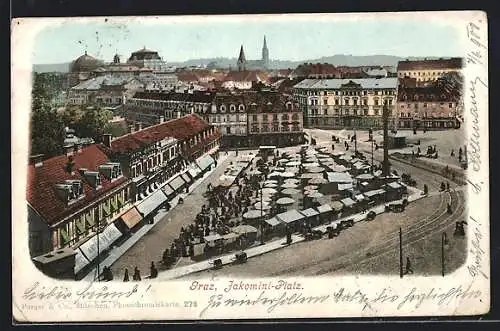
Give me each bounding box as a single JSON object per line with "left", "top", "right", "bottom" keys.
{"left": 316, "top": 203, "right": 333, "bottom": 214}
{"left": 304, "top": 185, "right": 318, "bottom": 191}
{"left": 330, "top": 201, "right": 344, "bottom": 211}
{"left": 276, "top": 197, "right": 295, "bottom": 205}
{"left": 309, "top": 177, "right": 328, "bottom": 184}
{"left": 243, "top": 210, "right": 265, "bottom": 219}
{"left": 276, "top": 209, "right": 305, "bottom": 225}
{"left": 286, "top": 161, "right": 301, "bottom": 167}
{"left": 341, "top": 197, "right": 356, "bottom": 207}
{"left": 265, "top": 217, "right": 282, "bottom": 227}
{"left": 300, "top": 208, "right": 319, "bottom": 218}
{"left": 262, "top": 187, "right": 277, "bottom": 194}
{"left": 204, "top": 233, "right": 223, "bottom": 242}
{"left": 264, "top": 183, "right": 278, "bottom": 188}
{"left": 264, "top": 179, "right": 278, "bottom": 185}
{"left": 281, "top": 188, "right": 300, "bottom": 196}
{"left": 307, "top": 167, "right": 325, "bottom": 173}
{"left": 281, "top": 182, "right": 298, "bottom": 189}
{"left": 254, "top": 202, "right": 271, "bottom": 210}
{"left": 307, "top": 191, "right": 324, "bottom": 198}
{"left": 357, "top": 173, "right": 375, "bottom": 180}
{"left": 232, "top": 224, "right": 258, "bottom": 234}
{"left": 338, "top": 183, "right": 354, "bottom": 191}
{"left": 196, "top": 154, "right": 215, "bottom": 171}
{"left": 284, "top": 178, "right": 300, "bottom": 184}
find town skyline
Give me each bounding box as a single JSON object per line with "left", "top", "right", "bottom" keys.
{"left": 31, "top": 14, "right": 465, "bottom": 65}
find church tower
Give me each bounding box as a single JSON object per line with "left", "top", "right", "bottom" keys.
{"left": 261, "top": 35, "right": 269, "bottom": 69}
{"left": 237, "top": 45, "right": 246, "bottom": 71}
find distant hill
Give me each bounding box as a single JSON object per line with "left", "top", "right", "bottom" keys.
{"left": 168, "top": 55, "right": 405, "bottom": 70}
{"left": 33, "top": 55, "right": 454, "bottom": 73}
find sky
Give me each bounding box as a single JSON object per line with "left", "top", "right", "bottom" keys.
{"left": 31, "top": 14, "right": 465, "bottom": 64}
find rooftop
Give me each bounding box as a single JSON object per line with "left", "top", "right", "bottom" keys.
{"left": 397, "top": 58, "right": 464, "bottom": 71}
{"left": 103, "top": 114, "right": 214, "bottom": 155}
{"left": 27, "top": 145, "right": 129, "bottom": 226}
{"left": 293, "top": 78, "right": 398, "bottom": 90}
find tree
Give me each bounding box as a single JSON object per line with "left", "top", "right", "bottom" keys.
{"left": 75, "top": 106, "right": 113, "bottom": 142}
{"left": 104, "top": 120, "right": 129, "bottom": 138}
{"left": 30, "top": 73, "right": 65, "bottom": 157}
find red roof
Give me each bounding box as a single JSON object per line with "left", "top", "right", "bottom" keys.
{"left": 224, "top": 70, "right": 269, "bottom": 83}
{"left": 107, "top": 114, "right": 212, "bottom": 154}
{"left": 27, "top": 145, "right": 128, "bottom": 226}
{"left": 397, "top": 58, "right": 463, "bottom": 71}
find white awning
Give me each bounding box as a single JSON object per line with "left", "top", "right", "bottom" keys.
{"left": 136, "top": 189, "right": 168, "bottom": 217}
{"left": 168, "top": 175, "right": 186, "bottom": 191}
{"left": 276, "top": 209, "right": 305, "bottom": 224}
{"left": 300, "top": 208, "right": 319, "bottom": 218}
{"left": 78, "top": 223, "right": 123, "bottom": 266}
{"left": 204, "top": 233, "right": 223, "bottom": 242}
{"left": 181, "top": 173, "right": 192, "bottom": 184}
{"left": 74, "top": 248, "right": 91, "bottom": 274}
{"left": 196, "top": 155, "right": 215, "bottom": 171}
{"left": 265, "top": 217, "right": 282, "bottom": 227}
{"left": 341, "top": 197, "right": 356, "bottom": 207}
{"left": 316, "top": 204, "right": 333, "bottom": 214}
{"left": 188, "top": 166, "right": 201, "bottom": 178}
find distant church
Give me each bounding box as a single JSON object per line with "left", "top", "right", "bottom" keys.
{"left": 237, "top": 36, "right": 270, "bottom": 71}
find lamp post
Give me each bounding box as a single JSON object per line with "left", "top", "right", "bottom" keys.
{"left": 260, "top": 183, "right": 265, "bottom": 245}
{"left": 399, "top": 227, "right": 403, "bottom": 278}
{"left": 371, "top": 138, "right": 374, "bottom": 174}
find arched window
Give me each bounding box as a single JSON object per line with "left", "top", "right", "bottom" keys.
{"left": 286, "top": 102, "right": 292, "bottom": 110}
{"left": 220, "top": 105, "right": 226, "bottom": 113}
{"left": 238, "top": 104, "right": 245, "bottom": 112}
{"left": 229, "top": 104, "right": 236, "bottom": 112}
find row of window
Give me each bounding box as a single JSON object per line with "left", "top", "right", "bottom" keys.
{"left": 130, "top": 146, "right": 177, "bottom": 178}
{"left": 399, "top": 112, "right": 455, "bottom": 118}
{"left": 309, "top": 108, "right": 382, "bottom": 116}
{"left": 250, "top": 124, "right": 302, "bottom": 133}
{"left": 55, "top": 188, "right": 129, "bottom": 248}
{"left": 211, "top": 114, "right": 246, "bottom": 123}
{"left": 311, "top": 98, "right": 393, "bottom": 106}
{"left": 250, "top": 113, "right": 300, "bottom": 122}
{"left": 399, "top": 70, "right": 451, "bottom": 77}
{"left": 400, "top": 103, "right": 454, "bottom": 109}
{"left": 305, "top": 90, "right": 395, "bottom": 96}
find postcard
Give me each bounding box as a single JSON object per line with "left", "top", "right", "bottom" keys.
{"left": 11, "top": 11, "right": 489, "bottom": 322}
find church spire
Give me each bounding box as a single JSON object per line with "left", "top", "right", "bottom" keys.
{"left": 261, "top": 35, "right": 269, "bottom": 69}
{"left": 237, "top": 45, "right": 246, "bottom": 71}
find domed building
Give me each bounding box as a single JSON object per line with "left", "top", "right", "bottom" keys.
{"left": 127, "top": 47, "right": 169, "bottom": 72}
{"left": 70, "top": 51, "right": 104, "bottom": 73}
{"left": 67, "top": 51, "right": 105, "bottom": 87}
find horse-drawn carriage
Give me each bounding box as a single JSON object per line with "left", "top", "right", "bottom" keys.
{"left": 305, "top": 230, "right": 323, "bottom": 240}
{"left": 385, "top": 199, "right": 408, "bottom": 213}
{"left": 401, "top": 173, "right": 417, "bottom": 186}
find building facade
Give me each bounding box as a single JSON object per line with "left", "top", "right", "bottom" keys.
{"left": 246, "top": 91, "right": 305, "bottom": 147}
{"left": 67, "top": 75, "right": 145, "bottom": 106}
{"left": 293, "top": 78, "right": 398, "bottom": 129}
{"left": 397, "top": 58, "right": 463, "bottom": 85}
{"left": 396, "top": 86, "right": 460, "bottom": 129}
{"left": 27, "top": 115, "right": 221, "bottom": 278}
{"left": 27, "top": 145, "right": 132, "bottom": 259}
{"left": 207, "top": 94, "right": 248, "bottom": 148}
{"left": 123, "top": 91, "right": 216, "bottom": 126}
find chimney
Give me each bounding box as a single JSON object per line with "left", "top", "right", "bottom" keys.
{"left": 129, "top": 125, "right": 135, "bottom": 133}
{"left": 30, "top": 154, "right": 44, "bottom": 168}
{"left": 102, "top": 134, "right": 112, "bottom": 148}
{"left": 135, "top": 122, "right": 142, "bottom": 132}
{"left": 73, "top": 143, "right": 83, "bottom": 154}
{"left": 64, "top": 145, "right": 74, "bottom": 157}
{"left": 66, "top": 155, "right": 76, "bottom": 175}
{"left": 159, "top": 116, "right": 165, "bottom": 124}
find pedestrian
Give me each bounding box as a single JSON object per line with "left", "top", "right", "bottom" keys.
{"left": 405, "top": 257, "right": 413, "bottom": 274}
{"left": 446, "top": 182, "right": 450, "bottom": 191}
{"left": 149, "top": 262, "right": 158, "bottom": 279}
{"left": 123, "top": 268, "right": 130, "bottom": 282}
{"left": 451, "top": 149, "right": 455, "bottom": 157}
{"left": 133, "top": 267, "right": 141, "bottom": 281}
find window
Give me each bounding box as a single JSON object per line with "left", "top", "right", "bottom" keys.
{"left": 252, "top": 114, "right": 257, "bottom": 122}
{"left": 363, "top": 99, "right": 368, "bottom": 106}
{"left": 449, "top": 103, "right": 453, "bottom": 108}
{"left": 272, "top": 123, "right": 279, "bottom": 132}
{"left": 363, "top": 91, "right": 367, "bottom": 95}
{"left": 226, "top": 127, "right": 231, "bottom": 134}
{"left": 273, "top": 114, "right": 278, "bottom": 121}
{"left": 220, "top": 105, "right": 226, "bottom": 112}
{"left": 388, "top": 99, "right": 393, "bottom": 106}
{"left": 400, "top": 112, "right": 404, "bottom": 118}
{"left": 335, "top": 99, "right": 340, "bottom": 105}
{"left": 423, "top": 103, "right": 427, "bottom": 108}
{"left": 401, "top": 104, "right": 405, "bottom": 109}
{"left": 323, "top": 99, "right": 328, "bottom": 105}
{"left": 374, "top": 99, "right": 379, "bottom": 106}
{"left": 344, "top": 98, "right": 349, "bottom": 105}
{"left": 374, "top": 109, "right": 379, "bottom": 116}
{"left": 292, "top": 113, "right": 299, "bottom": 121}
{"left": 353, "top": 99, "right": 358, "bottom": 106}
{"left": 364, "top": 109, "right": 368, "bottom": 116}
{"left": 238, "top": 104, "right": 245, "bottom": 112}
{"left": 230, "top": 104, "right": 236, "bottom": 112}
